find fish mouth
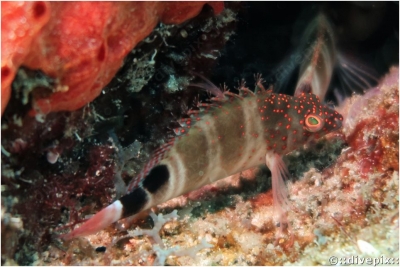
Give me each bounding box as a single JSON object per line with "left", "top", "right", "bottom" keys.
{"left": 324, "top": 107, "right": 343, "bottom": 130}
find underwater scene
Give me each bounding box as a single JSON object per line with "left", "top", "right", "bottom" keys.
{"left": 1, "top": 2, "right": 399, "bottom": 265}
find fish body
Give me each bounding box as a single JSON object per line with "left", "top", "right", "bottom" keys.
{"left": 62, "top": 81, "right": 343, "bottom": 240}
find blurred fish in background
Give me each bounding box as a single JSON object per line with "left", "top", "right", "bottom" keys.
{"left": 275, "top": 2, "right": 396, "bottom": 104}
{"left": 213, "top": 2, "right": 398, "bottom": 104}
{"left": 280, "top": 13, "right": 339, "bottom": 101}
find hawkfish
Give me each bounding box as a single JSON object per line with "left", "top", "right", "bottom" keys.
{"left": 61, "top": 77, "right": 343, "bottom": 240}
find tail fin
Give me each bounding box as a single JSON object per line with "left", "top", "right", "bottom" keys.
{"left": 60, "top": 200, "right": 123, "bottom": 240}
{"left": 272, "top": 13, "right": 337, "bottom": 100}
{"left": 294, "top": 14, "right": 337, "bottom": 100}
{"left": 61, "top": 185, "right": 150, "bottom": 240}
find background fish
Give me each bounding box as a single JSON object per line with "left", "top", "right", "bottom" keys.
{"left": 210, "top": 2, "right": 397, "bottom": 104}
{"left": 276, "top": 12, "right": 379, "bottom": 104}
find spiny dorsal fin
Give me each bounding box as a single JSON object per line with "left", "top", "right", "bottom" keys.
{"left": 254, "top": 73, "right": 267, "bottom": 93}
{"left": 236, "top": 79, "right": 256, "bottom": 98}
{"left": 188, "top": 71, "right": 224, "bottom": 98}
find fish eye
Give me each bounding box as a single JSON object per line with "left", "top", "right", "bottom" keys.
{"left": 304, "top": 114, "right": 323, "bottom": 132}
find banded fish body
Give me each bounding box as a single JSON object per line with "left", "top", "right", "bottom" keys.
{"left": 62, "top": 81, "right": 343, "bottom": 240}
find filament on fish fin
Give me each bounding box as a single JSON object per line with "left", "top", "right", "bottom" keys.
{"left": 336, "top": 54, "right": 379, "bottom": 96}
{"left": 188, "top": 71, "right": 224, "bottom": 98}
{"left": 236, "top": 79, "right": 256, "bottom": 97}
{"left": 254, "top": 73, "right": 267, "bottom": 93}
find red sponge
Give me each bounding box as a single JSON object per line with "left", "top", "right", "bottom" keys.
{"left": 1, "top": 1, "right": 224, "bottom": 115}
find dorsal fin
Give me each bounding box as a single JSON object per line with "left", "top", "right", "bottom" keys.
{"left": 188, "top": 72, "right": 224, "bottom": 98}
{"left": 237, "top": 79, "right": 256, "bottom": 97}
{"left": 254, "top": 73, "right": 267, "bottom": 93}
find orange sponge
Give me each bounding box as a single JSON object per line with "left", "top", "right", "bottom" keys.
{"left": 1, "top": 1, "right": 224, "bottom": 115}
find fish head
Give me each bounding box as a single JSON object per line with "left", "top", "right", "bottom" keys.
{"left": 262, "top": 91, "right": 343, "bottom": 154}
{"left": 297, "top": 93, "right": 343, "bottom": 142}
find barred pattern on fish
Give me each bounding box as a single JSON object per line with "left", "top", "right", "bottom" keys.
{"left": 62, "top": 78, "right": 343, "bottom": 240}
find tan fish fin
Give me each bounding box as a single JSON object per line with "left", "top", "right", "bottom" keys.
{"left": 265, "top": 152, "right": 291, "bottom": 232}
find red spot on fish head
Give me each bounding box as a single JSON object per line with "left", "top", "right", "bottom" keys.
{"left": 260, "top": 92, "right": 343, "bottom": 154}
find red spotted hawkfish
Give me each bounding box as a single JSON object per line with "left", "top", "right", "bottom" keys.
{"left": 61, "top": 76, "right": 343, "bottom": 240}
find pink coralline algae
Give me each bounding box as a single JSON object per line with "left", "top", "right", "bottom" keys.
{"left": 339, "top": 68, "right": 399, "bottom": 179}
